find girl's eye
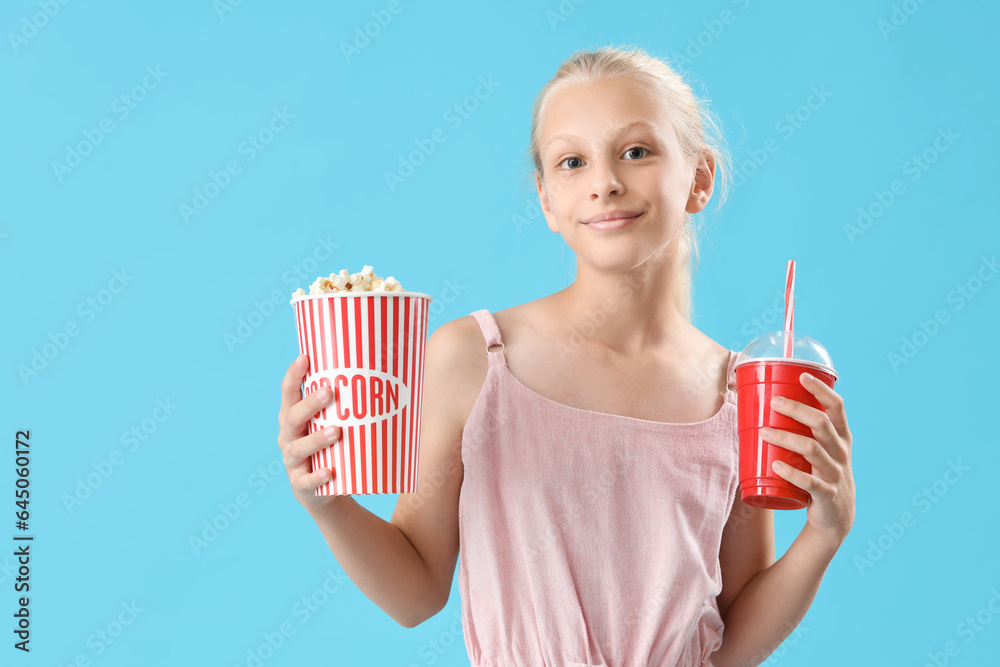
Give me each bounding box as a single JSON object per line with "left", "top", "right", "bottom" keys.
{"left": 556, "top": 147, "right": 649, "bottom": 170}
{"left": 558, "top": 156, "right": 583, "bottom": 170}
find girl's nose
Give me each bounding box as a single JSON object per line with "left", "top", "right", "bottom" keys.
{"left": 588, "top": 156, "right": 624, "bottom": 198}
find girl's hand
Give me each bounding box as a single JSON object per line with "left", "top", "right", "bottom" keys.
{"left": 765, "top": 372, "right": 855, "bottom": 547}
{"left": 277, "top": 355, "right": 349, "bottom": 512}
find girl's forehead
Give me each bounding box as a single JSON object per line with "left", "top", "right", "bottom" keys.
{"left": 541, "top": 78, "right": 671, "bottom": 133}
{"left": 548, "top": 77, "right": 658, "bottom": 112}
{"left": 539, "top": 82, "right": 677, "bottom": 148}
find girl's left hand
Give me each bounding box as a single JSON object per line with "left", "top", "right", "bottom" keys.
{"left": 765, "top": 372, "right": 855, "bottom": 547}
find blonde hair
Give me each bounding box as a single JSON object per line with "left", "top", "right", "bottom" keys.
{"left": 526, "top": 44, "right": 733, "bottom": 323}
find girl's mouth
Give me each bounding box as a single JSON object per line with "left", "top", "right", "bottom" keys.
{"left": 584, "top": 212, "right": 643, "bottom": 231}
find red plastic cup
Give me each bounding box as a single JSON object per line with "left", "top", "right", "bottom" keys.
{"left": 291, "top": 290, "right": 432, "bottom": 496}
{"left": 734, "top": 332, "right": 838, "bottom": 510}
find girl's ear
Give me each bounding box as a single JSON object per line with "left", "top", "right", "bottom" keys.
{"left": 536, "top": 171, "right": 560, "bottom": 233}
{"left": 686, "top": 150, "right": 716, "bottom": 214}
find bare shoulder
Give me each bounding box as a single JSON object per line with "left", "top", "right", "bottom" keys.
{"left": 434, "top": 303, "right": 542, "bottom": 425}
{"left": 425, "top": 312, "right": 494, "bottom": 434}
{"left": 682, "top": 321, "right": 732, "bottom": 357}
{"left": 659, "top": 320, "right": 737, "bottom": 402}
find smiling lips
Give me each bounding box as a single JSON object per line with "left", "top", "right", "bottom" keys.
{"left": 583, "top": 210, "right": 643, "bottom": 230}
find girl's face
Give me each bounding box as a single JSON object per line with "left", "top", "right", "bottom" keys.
{"left": 535, "top": 76, "right": 713, "bottom": 272}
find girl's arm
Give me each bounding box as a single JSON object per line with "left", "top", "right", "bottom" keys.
{"left": 712, "top": 373, "right": 855, "bottom": 667}
{"left": 276, "top": 321, "right": 470, "bottom": 628}
{"left": 712, "top": 522, "right": 840, "bottom": 666}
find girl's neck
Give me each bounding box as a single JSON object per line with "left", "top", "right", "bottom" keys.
{"left": 549, "top": 277, "right": 692, "bottom": 359}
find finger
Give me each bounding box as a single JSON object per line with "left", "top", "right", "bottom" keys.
{"left": 279, "top": 355, "right": 310, "bottom": 423}
{"left": 293, "top": 465, "right": 334, "bottom": 493}
{"left": 771, "top": 459, "right": 834, "bottom": 497}
{"left": 763, "top": 427, "right": 839, "bottom": 482}
{"left": 799, "top": 372, "right": 850, "bottom": 439}
{"left": 771, "top": 394, "right": 842, "bottom": 456}
{"left": 283, "top": 385, "right": 336, "bottom": 441}
{"left": 285, "top": 425, "right": 341, "bottom": 467}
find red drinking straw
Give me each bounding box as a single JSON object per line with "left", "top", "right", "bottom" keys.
{"left": 783, "top": 260, "right": 795, "bottom": 358}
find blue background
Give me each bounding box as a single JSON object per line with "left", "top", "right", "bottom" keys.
{"left": 3, "top": 0, "right": 998, "bottom": 665}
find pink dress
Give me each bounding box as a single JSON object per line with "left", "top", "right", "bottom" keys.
{"left": 458, "top": 309, "right": 742, "bottom": 667}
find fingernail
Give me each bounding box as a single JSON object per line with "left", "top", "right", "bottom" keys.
{"left": 802, "top": 373, "right": 813, "bottom": 383}
{"left": 761, "top": 427, "right": 774, "bottom": 437}
{"left": 322, "top": 426, "right": 337, "bottom": 438}
{"left": 772, "top": 461, "right": 784, "bottom": 471}
{"left": 771, "top": 396, "right": 784, "bottom": 407}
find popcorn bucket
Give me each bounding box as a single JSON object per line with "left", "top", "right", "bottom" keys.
{"left": 291, "top": 291, "right": 432, "bottom": 495}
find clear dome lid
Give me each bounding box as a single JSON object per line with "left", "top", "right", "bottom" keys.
{"left": 734, "top": 331, "right": 836, "bottom": 378}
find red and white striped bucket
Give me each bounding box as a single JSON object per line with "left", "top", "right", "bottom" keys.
{"left": 291, "top": 291, "right": 432, "bottom": 496}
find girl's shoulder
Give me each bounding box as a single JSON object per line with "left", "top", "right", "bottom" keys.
{"left": 432, "top": 301, "right": 547, "bottom": 428}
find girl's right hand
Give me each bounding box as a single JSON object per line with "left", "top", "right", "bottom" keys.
{"left": 277, "top": 354, "right": 347, "bottom": 511}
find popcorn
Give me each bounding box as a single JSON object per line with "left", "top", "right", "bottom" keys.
{"left": 290, "top": 266, "right": 406, "bottom": 303}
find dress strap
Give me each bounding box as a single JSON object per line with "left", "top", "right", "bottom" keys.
{"left": 469, "top": 309, "right": 507, "bottom": 367}
{"left": 726, "top": 349, "right": 742, "bottom": 392}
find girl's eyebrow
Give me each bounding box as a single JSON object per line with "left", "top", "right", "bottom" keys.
{"left": 546, "top": 120, "right": 659, "bottom": 147}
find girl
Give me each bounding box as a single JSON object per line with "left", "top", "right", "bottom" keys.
{"left": 277, "top": 45, "right": 855, "bottom": 667}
